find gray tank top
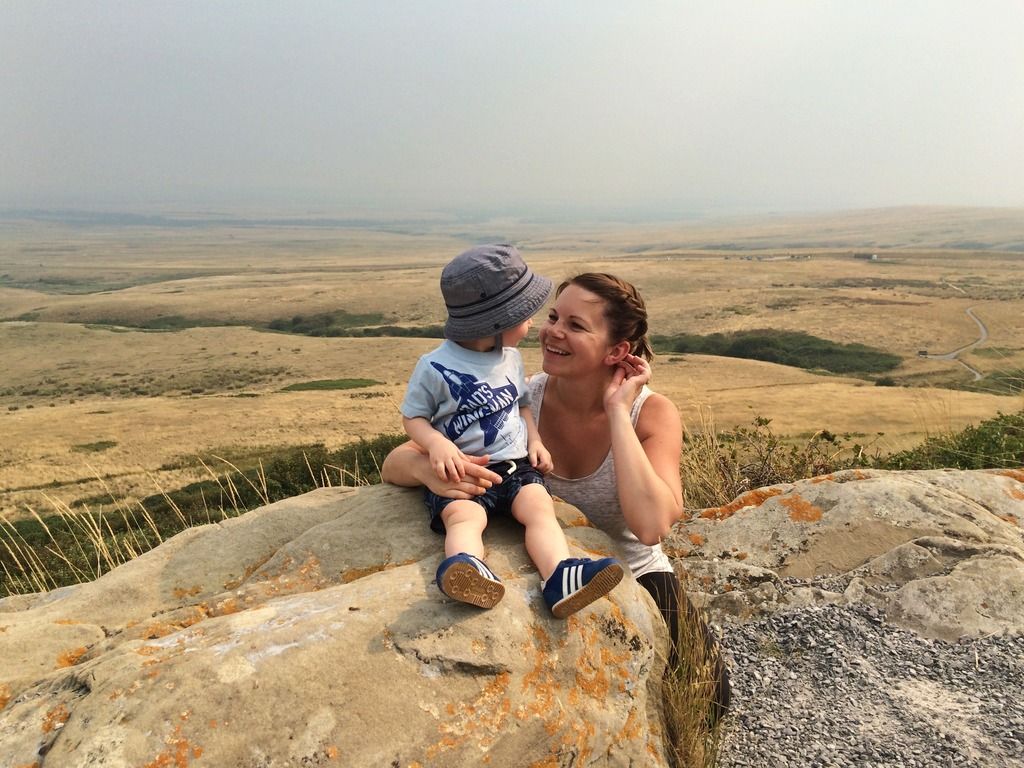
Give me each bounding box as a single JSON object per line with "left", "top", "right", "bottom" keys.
{"left": 528, "top": 373, "right": 674, "bottom": 579}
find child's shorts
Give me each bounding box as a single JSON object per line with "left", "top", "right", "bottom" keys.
{"left": 425, "top": 457, "right": 547, "bottom": 534}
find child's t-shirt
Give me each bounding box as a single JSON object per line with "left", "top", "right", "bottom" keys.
{"left": 400, "top": 340, "right": 530, "bottom": 462}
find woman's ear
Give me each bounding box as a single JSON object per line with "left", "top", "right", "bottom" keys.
{"left": 603, "top": 341, "right": 632, "bottom": 366}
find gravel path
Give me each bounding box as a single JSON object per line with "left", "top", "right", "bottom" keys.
{"left": 714, "top": 604, "right": 1024, "bottom": 768}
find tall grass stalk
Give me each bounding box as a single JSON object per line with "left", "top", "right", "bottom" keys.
{"left": 663, "top": 590, "right": 726, "bottom": 768}
{"left": 1, "top": 515, "right": 53, "bottom": 594}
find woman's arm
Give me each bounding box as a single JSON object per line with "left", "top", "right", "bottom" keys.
{"left": 380, "top": 440, "right": 504, "bottom": 499}
{"left": 604, "top": 355, "right": 684, "bottom": 545}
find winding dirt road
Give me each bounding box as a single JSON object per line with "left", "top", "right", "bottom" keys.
{"left": 926, "top": 306, "right": 988, "bottom": 380}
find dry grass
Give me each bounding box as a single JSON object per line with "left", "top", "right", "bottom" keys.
{"left": 663, "top": 586, "right": 729, "bottom": 768}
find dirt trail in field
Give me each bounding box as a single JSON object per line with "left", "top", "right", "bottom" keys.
{"left": 925, "top": 306, "right": 987, "bottom": 381}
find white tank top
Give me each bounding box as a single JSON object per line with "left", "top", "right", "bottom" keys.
{"left": 528, "top": 373, "right": 674, "bottom": 579}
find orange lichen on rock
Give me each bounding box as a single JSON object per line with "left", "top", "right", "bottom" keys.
{"left": 559, "top": 717, "right": 596, "bottom": 765}
{"left": 0, "top": 683, "right": 11, "bottom": 710}
{"left": 426, "top": 671, "right": 514, "bottom": 760}
{"left": 620, "top": 706, "right": 644, "bottom": 742}
{"left": 56, "top": 646, "right": 88, "bottom": 668}
{"left": 42, "top": 704, "right": 70, "bottom": 734}
{"left": 998, "top": 514, "right": 1020, "bottom": 526}
{"left": 209, "top": 596, "right": 241, "bottom": 617}
{"left": 660, "top": 542, "right": 690, "bottom": 558}
{"left": 222, "top": 560, "right": 264, "bottom": 591}
{"left": 687, "top": 532, "right": 705, "bottom": 547}
{"left": 990, "top": 468, "right": 1024, "bottom": 483}
{"left": 700, "top": 487, "right": 785, "bottom": 520}
{"left": 340, "top": 564, "right": 383, "bottom": 584}
{"left": 779, "top": 494, "right": 824, "bottom": 523}
{"left": 172, "top": 586, "right": 202, "bottom": 600}
{"left": 340, "top": 558, "right": 417, "bottom": 584}
{"left": 139, "top": 621, "right": 186, "bottom": 641}
{"left": 559, "top": 510, "right": 593, "bottom": 528}
{"left": 142, "top": 723, "right": 202, "bottom": 768}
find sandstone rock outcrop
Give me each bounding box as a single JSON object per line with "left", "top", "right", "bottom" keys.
{"left": 0, "top": 485, "right": 670, "bottom": 767}
{"left": 3, "top": 468, "right": 1022, "bottom": 766}
{"left": 665, "top": 468, "right": 1024, "bottom": 641}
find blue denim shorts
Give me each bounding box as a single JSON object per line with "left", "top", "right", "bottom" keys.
{"left": 425, "top": 457, "right": 547, "bottom": 534}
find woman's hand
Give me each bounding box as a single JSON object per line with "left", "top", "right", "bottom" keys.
{"left": 422, "top": 454, "right": 503, "bottom": 499}
{"left": 381, "top": 441, "right": 503, "bottom": 499}
{"left": 603, "top": 353, "right": 652, "bottom": 413}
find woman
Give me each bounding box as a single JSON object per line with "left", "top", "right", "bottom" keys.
{"left": 382, "top": 272, "right": 729, "bottom": 716}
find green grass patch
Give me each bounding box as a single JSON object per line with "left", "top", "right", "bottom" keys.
{"left": 280, "top": 378, "right": 382, "bottom": 392}
{"left": 86, "top": 315, "right": 235, "bottom": 332}
{"left": 267, "top": 310, "right": 386, "bottom": 335}
{"left": 71, "top": 440, "right": 118, "bottom": 453}
{"left": 652, "top": 329, "right": 901, "bottom": 374}
{"left": 1, "top": 270, "right": 228, "bottom": 295}
{"left": 962, "top": 369, "right": 1024, "bottom": 396}
{"left": 265, "top": 309, "right": 443, "bottom": 339}
{"left": 972, "top": 347, "right": 1022, "bottom": 358}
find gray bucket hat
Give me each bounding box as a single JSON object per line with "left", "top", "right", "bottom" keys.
{"left": 441, "top": 244, "right": 554, "bottom": 341}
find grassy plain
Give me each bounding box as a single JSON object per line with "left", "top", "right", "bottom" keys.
{"left": 1, "top": 206, "right": 1022, "bottom": 521}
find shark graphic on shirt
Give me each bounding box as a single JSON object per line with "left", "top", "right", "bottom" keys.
{"left": 431, "top": 362, "right": 518, "bottom": 448}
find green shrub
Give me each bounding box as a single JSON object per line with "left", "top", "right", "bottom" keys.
{"left": 878, "top": 410, "right": 1024, "bottom": 470}
{"left": 280, "top": 379, "right": 381, "bottom": 392}
{"left": 651, "top": 329, "right": 901, "bottom": 374}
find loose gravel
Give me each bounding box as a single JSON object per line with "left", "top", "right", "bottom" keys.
{"left": 714, "top": 603, "right": 1024, "bottom": 768}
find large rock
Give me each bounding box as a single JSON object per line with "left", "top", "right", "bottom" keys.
{"left": 0, "top": 485, "right": 670, "bottom": 767}
{"left": 665, "top": 468, "right": 1024, "bottom": 641}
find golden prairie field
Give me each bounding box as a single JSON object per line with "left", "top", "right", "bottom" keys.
{"left": 1, "top": 206, "right": 1022, "bottom": 521}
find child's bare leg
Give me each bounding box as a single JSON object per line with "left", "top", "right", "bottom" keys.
{"left": 441, "top": 500, "right": 488, "bottom": 559}
{"left": 510, "top": 484, "right": 570, "bottom": 581}
{"left": 437, "top": 500, "right": 503, "bottom": 609}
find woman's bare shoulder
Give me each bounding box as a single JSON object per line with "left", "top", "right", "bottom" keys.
{"left": 636, "top": 391, "right": 681, "bottom": 437}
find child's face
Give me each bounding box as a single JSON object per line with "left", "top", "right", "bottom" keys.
{"left": 502, "top": 317, "right": 533, "bottom": 347}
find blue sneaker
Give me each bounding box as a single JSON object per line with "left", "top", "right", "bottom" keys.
{"left": 436, "top": 553, "right": 505, "bottom": 609}
{"left": 542, "top": 557, "right": 623, "bottom": 619}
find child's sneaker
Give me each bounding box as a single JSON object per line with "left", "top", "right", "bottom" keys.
{"left": 542, "top": 557, "right": 623, "bottom": 619}
{"left": 436, "top": 553, "right": 505, "bottom": 609}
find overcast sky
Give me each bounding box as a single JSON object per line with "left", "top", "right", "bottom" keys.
{"left": 3, "top": 1, "right": 1022, "bottom": 218}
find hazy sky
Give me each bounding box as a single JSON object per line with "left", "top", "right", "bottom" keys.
{"left": 3, "top": 1, "right": 1023, "bottom": 217}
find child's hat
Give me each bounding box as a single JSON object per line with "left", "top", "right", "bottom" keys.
{"left": 441, "top": 244, "right": 553, "bottom": 341}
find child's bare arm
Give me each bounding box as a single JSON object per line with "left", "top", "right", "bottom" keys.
{"left": 403, "top": 416, "right": 466, "bottom": 482}
{"left": 521, "top": 406, "right": 553, "bottom": 474}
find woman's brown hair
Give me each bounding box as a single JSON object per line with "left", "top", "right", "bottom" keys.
{"left": 556, "top": 273, "right": 654, "bottom": 361}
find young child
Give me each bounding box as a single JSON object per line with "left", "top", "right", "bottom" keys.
{"left": 400, "top": 244, "right": 623, "bottom": 618}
